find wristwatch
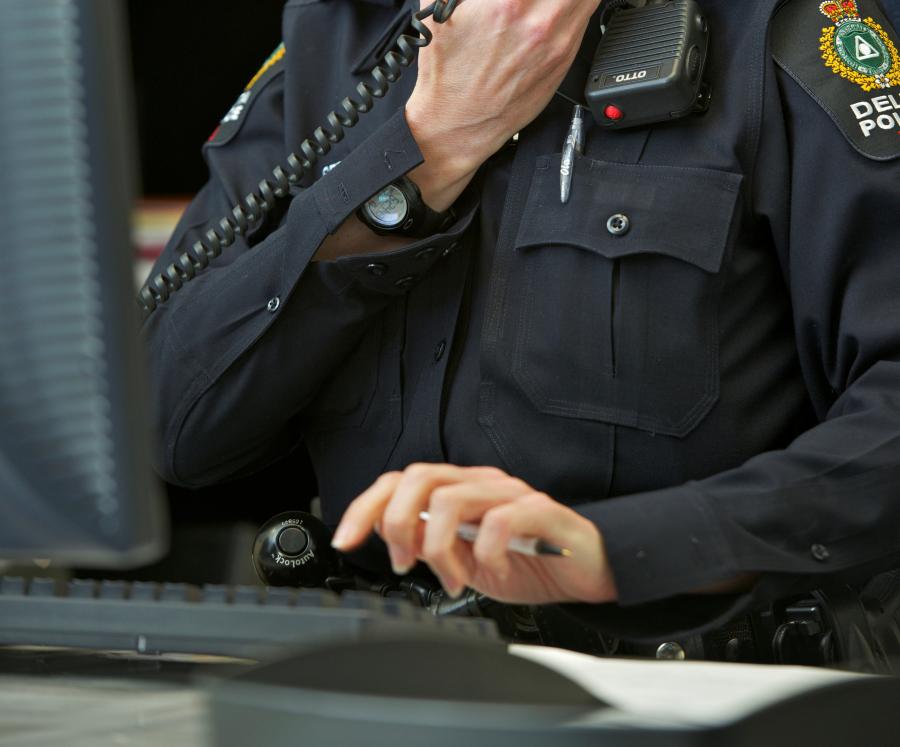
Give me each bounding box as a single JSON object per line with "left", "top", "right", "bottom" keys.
{"left": 357, "top": 175, "right": 454, "bottom": 238}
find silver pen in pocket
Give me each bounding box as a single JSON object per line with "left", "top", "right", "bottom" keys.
{"left": 560, "top": 104, "right": 586, "bottom": 205}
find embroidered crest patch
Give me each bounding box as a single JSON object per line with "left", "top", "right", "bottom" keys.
{"left": 818, "top": 1, "right": 900, "bottom": 91}
{"left": 773, "top": 0, "right": 900, "bottom": 160}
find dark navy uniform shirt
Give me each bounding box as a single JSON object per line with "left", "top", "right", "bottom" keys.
{"left": 143, "top": 0, "right": 900, "bottom": 637}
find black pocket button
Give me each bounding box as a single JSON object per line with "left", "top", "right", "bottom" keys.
{"left": 607, "top": 213, "right": 631, "bottom": 236}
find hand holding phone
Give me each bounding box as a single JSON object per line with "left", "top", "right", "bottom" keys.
{"left": 406, "top": 0, "right": 603, "bottom": 181}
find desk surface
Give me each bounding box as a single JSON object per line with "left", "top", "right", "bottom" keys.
{"left": 0, "top": 646, "right": 876, "bottom": 746}
{"left": 0, "top": 676, "right": 209, "bottom": 747}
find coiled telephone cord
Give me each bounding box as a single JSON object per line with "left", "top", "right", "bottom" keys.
{"left": 138, "top": 0, "right": 462, "bottom": 319}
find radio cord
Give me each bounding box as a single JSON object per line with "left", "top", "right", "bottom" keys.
{"left": 137, "top": 0, "right": 462, "bottom": 320}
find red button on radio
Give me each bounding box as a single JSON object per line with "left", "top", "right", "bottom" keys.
{"left": 604, "top": 105, "right": 624, "bottom": 121}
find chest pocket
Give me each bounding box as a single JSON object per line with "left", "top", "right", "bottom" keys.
{"left": 504, "top": 155, "right": 743, "bottom": 437}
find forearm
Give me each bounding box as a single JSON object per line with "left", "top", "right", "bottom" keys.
{"left": 145, "top": 108, "right": 483, "bottom": 485}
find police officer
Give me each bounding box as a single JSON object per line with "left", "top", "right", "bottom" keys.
{"left": 142, "top": 0, "right": 900, "bottom": 640}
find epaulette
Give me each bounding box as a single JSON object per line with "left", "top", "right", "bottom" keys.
{"left": 206, "top": 42, "right": 286, "bottom": 148}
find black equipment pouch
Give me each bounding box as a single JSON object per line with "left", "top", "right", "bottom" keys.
{"left": 610, "top": 571, "right": 900, "bottom": 672}
{"left": 769, "top": 571, "right": 900, "bottom": 674}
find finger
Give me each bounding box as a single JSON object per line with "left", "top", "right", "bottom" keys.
{"left": 382, "top": 464, "right": 506, "bottom": 572}
{"left": 476, "top": 493, "right": 615, "bottom": 603}
{"left": 422, "top": 479, "right": 532, "bottom": 595}
{"left": 473, "top": 493, "right": 563, "bottom": 580}
{"left": 332, "top": 472, "right": 402, "bottom": 550}
{"left": 380, "top": 464, "right": 466, "bottom": 572}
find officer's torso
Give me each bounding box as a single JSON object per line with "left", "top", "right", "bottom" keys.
{"left": 275, "top": 0, "right": 813, "bottom": 522}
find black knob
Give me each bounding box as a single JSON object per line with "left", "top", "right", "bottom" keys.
{"left": 252, "top": 511, "right": 340, "bottom": 587}
{"left": 276, "top": 526, "right": 309, "bottom": 557}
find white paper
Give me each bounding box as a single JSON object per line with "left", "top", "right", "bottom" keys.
{"left": 509, "top": 644, "right": 867, "bottom": 727}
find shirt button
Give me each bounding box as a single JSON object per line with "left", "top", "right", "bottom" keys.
{"left": 607, "top": 213, "right": 631, "bottom": 236}
{"left": 367, "top": 263, "right": 388, "bottom": 277}
{"left": 416, "top": 247, "right": 437, "bottom": 261}
{"left": 394, "top": 275, "right": 416, "bottom": 290}
{"left": 433, "top": 340, "right": 447, "bottom": 362}
{"left": 811, "top": 544, "right": 830, "bottom": 562}
{"left": 441, "top": 241, "right": 460, "bottom": 259}
{"left": 266, "top": 296, "right": 281, "bottom": 313}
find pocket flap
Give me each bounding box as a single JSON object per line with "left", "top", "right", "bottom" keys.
{"left": 515, "top": 156, "right": 744, "bottom": 274}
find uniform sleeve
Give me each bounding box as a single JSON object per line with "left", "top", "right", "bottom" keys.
{"left": 141, "top": 69, "right": 479, "bottom": 488}
{"left": 565, "top": 64, "right": 900, "bottom": 637}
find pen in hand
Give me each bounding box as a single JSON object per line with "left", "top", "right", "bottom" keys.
{"left": 418, "top": 511, "right": 573, "bottom": 558}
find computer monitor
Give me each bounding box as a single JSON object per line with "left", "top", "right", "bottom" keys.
{"left": 0, "top": 0, "right": 167, "bottom": 567}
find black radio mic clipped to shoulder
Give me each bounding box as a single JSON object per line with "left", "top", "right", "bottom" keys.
{"left": 585, "top": 0, "right": 711, "bottom": 130}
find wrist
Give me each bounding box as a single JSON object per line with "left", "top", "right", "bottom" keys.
{"left": 405, "top": 101, "right": 481, "bottom": 213}
{"left": 579, "top": 519, "right": 619, "bottom": 604}
{"left": 357, "top": 175, "right": 454, "bottom": 239}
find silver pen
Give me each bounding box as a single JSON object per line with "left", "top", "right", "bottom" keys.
{"left": 418, "top": 511, "right": 573, "bottom": 557}
{"left": 560, "top": 104, "right": 586, "bottom": 204}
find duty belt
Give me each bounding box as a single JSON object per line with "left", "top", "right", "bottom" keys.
{"left": 526, "top": 569, "right": 900, "bottom": 674}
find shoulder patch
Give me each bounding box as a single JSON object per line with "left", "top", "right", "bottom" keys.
{"left": 206, "top": 43, "right": 286, "bottom": 148}
{"left": 773, "top": 0, "right": 900, "bottom": 160}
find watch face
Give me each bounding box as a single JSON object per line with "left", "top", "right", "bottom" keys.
{"left": 363, "top": 185, "right": 409, "bottom": 228}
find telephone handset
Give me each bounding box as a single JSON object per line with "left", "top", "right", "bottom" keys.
{"left": 137, "top": 0, "right": 462, "bottom": 319}
{"left": 137, "top": 0, "right": 709, "bottom": 319}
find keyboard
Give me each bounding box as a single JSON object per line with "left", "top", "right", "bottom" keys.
{"left": 0, "top": 577, "right": 498, "bottom": 659}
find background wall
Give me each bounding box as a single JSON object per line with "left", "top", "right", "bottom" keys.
{"left": 128, "top": 1, "right": 285, "bottom": 195}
